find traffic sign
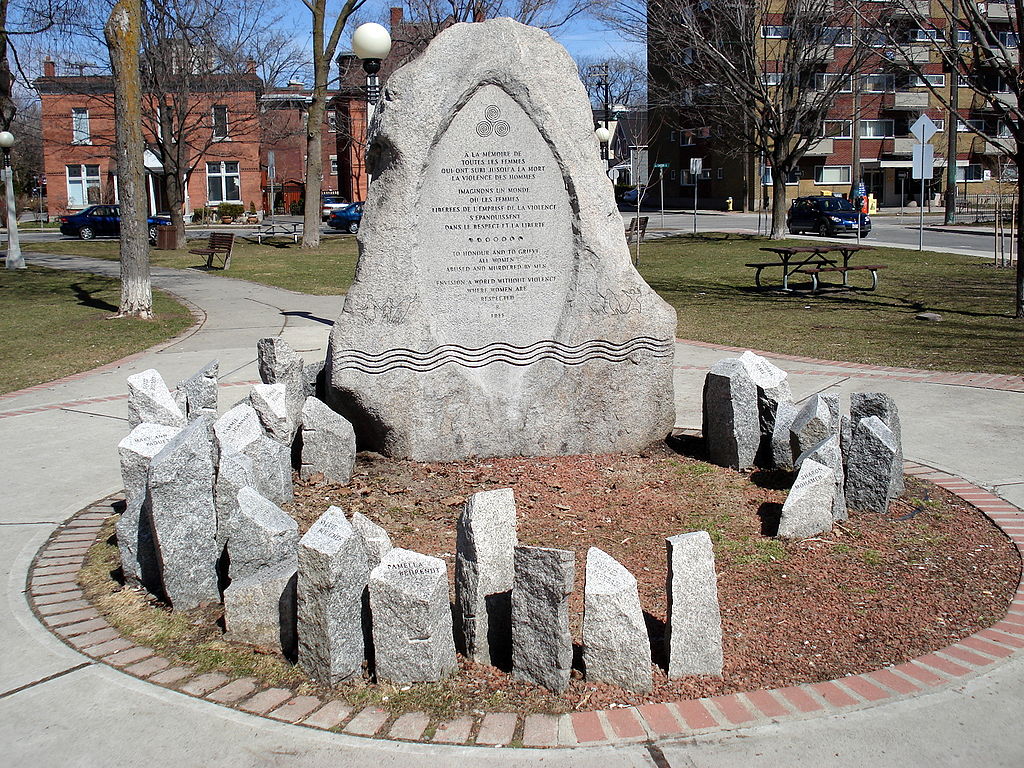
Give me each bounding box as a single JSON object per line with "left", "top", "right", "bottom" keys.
{"left": 910, "top": 114, "right": 938, "bottom": 144}
{"left": 912, "top": 143, "right": 934, "bottom": 180}
{"left": 690, "top": 158, "right": 703, "bottom": 175}
{"left": 653, "top": 162, "right": 669, "bottom": 168}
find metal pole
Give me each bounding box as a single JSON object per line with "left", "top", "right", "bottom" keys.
{"left": 693, "top": 177, "right": 698, "bottom": 235}
{"left": 660, "top": 169, "right": 665, "bottom": 230}
{"left": 919, "top": 175, "right": 925, "bottom": 251}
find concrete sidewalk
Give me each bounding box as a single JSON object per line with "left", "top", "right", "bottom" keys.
{"left": 2, "top": 253, "right": 1022, "bottom": 767}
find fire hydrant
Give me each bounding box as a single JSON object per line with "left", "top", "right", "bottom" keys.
{"left": 725, "top": 196, "right": 733, "bottom": 212}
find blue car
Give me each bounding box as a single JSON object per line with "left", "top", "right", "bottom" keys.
{"left": 59, "top": 204, "right": 171, "bottom": 243}
{"left": 326, "top": 202, "right": 364, "bottom": 234}
{"left": 787, "top": 196, "right": 870, "bottom": 237}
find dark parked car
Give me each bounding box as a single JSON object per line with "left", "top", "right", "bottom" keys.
{"left": 787, "top": 196, "right": 870, "bottom": 237}
{"left": 59, "top": 205, "right": 172, "bottom": 243}
{"left": 321, "top": 195, "right": 348, "bottom": 221}
{"left": 326, "top": 202, "right": 364, "bottom": 234}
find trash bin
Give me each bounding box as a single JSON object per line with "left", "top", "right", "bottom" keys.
{"left": 155, "top": 224, "right": 176, "bottom": 250}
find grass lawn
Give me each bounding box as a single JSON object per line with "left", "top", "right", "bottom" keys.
{"left": 0, "top": 266, "right": 194, "bottom": 394}
{"left": 23, "top": 231, "right": 1024, "bottom": 374}
{"left": 24, "top": 233, "right": 359, "bottom": 296}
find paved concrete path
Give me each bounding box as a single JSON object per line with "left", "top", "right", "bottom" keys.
{"left": 2, "top": 253, "right": 1022, "bottom": 766}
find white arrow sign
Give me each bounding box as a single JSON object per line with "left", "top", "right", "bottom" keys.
{"left": 910, "top": 114, "right": 938, "bottom": 144}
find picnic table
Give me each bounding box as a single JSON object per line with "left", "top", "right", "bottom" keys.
{"left": 256, "top": 221, "right": 303, "bottom": 244}
{"left": 747, "top": 245, "right": 885, "bottom": 292}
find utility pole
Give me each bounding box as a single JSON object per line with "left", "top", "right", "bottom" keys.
{"left": 944, "top": 0, "right": 960, "bottom": 225}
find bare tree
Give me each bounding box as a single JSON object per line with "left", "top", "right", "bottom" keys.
{"left": 105, "top": 0, "right": 150, "bottom": 317}
{"left": 576, "top": 54, "right": 646, "bottom": 110}
{"left": 607, "top": 0, "right": 882, "bottom": 238}
{"left": 876, "top": 0, "right": 1024, "bottom": 318}
{"left": 299, "top": 0, "right": 364, "bottom": 249}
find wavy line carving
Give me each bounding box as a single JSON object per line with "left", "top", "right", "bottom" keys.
{"left": 334, "top": 337, "right": 675, "bottom": 374}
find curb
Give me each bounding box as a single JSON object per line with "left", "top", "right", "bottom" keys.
{"left": 24, "top": 461, "right": 1024, "bottom": 749}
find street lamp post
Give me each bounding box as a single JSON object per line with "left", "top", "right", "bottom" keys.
{"left": 352, "top": 23, "right": 392, "bottom": 190}
{"left": 595, "top": 126, "right": 611, "bottom": 162}
{"left": 0, "top": 131, "right": 24, "bottom": 270}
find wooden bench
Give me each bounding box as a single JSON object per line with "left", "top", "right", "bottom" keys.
{"left": 797, "top": 264, "right": 887, "bottom": 292}
{"left": 625, "top": 216, "right": 649, "bottom": 243}
{"left": 189, "top": 233, "right": 235, "bottom": 269}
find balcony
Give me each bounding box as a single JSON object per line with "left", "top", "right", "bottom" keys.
{"left": 891, "top": 137, "right": 917, "bottom": 155}
{"left": 893, "top": 0, "right": 931, "bottom": 16}
{"left": 986, "top": 2, "right": 1011, "bottom": 21}
{"left": 804, "top": 138, "right": 834, "bottom": 156}
{"left": 888, "top": 91, "right": 931, "bottom": 110}
{"left": 980, "top": 138, "right": 1016, "bottom": 155}
{"left": 809, "top": 45, "right": 836, "bottom": 63}
{"left": 898, "top": 45, "right": 933, "bottom": 64}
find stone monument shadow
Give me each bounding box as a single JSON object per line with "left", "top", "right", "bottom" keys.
{"left": 665, "top": 433, "right": 708, "bottom": 462}
{"left": 749, "top": 468, "right": 796, "bottom": 490}
{"left": 643, "top": 611, "right": 668, "bottom": 671}
{"left": 484, "top": 591, "right": 513, "bottom": 671}
{"left": 757, "top": 502, "right": 783, "bottom": 537}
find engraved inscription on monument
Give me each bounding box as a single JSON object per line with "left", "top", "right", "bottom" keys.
{"left": 421, "top": 86, "right": 572, "bottom": 347}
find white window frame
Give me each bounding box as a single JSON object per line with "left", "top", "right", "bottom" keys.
{"left": 211, "top": 105, "right": 229, "bottom": 140}
{"left": 814, "top": 165, "right": 852, "bottom": 184}
{"left": 329, "top": 155, "right": 338, "bottom": 176}
{"left": 761, "top": 167, "right": 800, "bottom": 186}
{"left": 716, "top": 167, "right": 724, "bottom": 180}
{"left": 956, "top": 164, "right": 984, "bottom": 182}
{"left": 66, "top": 164, "right": 101, "bottom": 207}
{"left": 815, "top": 73, "right": 853, "bottom": 92}
{"left": 998, "top": 31, "right": 1019, "bottom": 48}
{"left": 933, "top": 118, "right": 946, "bottom": 131}
{"left": 860, "top": 119, "right": 895, "bottom": 138}
{"left": 206, "top": 160, "right": 241, "bottom": 204}
{"left": 71, "top": 108, "right": 91, "bottom": 145}
{"left": 957, "top": 30, "right": 972, "bottom": 43}
{"left": 957, "top": 74, "right": 972, "bottom": 87}
{"left": 911, "top": 28, "right": 941, "bottom": 42}
{"left": 861, "top": 73, "right": 895, "bottom": 92}
{"left": 906, "top": 74, "right": 946, "bottom": 88}
{"left": 957, "top": 118, "right": 987, "bottom": 133}
{"left": 819, "top": 27, "right": 853, "bottom": 46}
{"left": 761, "top": 25, "right": 790, "bottom": 39}
{"left": 680, "top": 131, "right": 695, "bottom": 146}
{"left": 823, "top": 119, "right": 852, "bottom": 138}
{"left": 762, "top": 72, "right": 783, "bottom": 86}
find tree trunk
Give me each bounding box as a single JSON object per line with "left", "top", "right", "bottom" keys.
{"left": 770, "top": 167, "right": 788, "bottom": 240}
{"left": 163, "top": 168, "right": 187, "bottom": 249}
{"left": 105, "top": 0, "right": 152, "bottom": 319}
{"left": 301, "top": 5, "right": 328, "bottom": 250}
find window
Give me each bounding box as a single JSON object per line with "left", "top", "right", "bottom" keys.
{"left": 862, "top": 73, "right": 895, "bottom": 92}
{"left": 957, "top": 74, "right": 972, "bottom": 87}
{"left": 814, "top": 165, "right": 852, "bottom": 184}
{"left": 933, "top": 119, "right": 946, "bottom": 131}
{"left": 670, "top": 130, "right": 677, "bottom": 142}
{"left": 212, "top": 105, "right": 229, "bottom": 139}
{"left": 71, "top": 108, "right": 90, "bottom": 145}
{"left": 327, "top": 112, "right": 339, "bottom": 132}
{"left": 761, "top": 25, "right": 790, "bottom": 39}
{"left": 66, "top": 164, "right": 100, "bottom": 207}
{"left": 906, "top": 74, "right": 945, "bottom": 88}
{"left": 762, "top": 72, "right": 783, "bottom": 86}
{"left": 823, "top": 120, "right": 852, "bottom": 138}
{"left": 860, "top": 119, "right": 895, "bottom": 138}
{"left": 819, "top": 27, "right": 852, "bottom": 46}
{"left": 670, "top": 170, "right": 677, "bottom": 180}
{"left": 206, "top": 161, "right": 241, "bottom": 203}
{"left": 955, "top": 164, "right": 984, "bottom": 182}
{"left": 1000, "top": 163, "right": 1018, "bottom": 182}
{"left": 957, "top": 30, "right": 972, "bottom": 43}
{"left": 815, "top": 73, "right": 852, "bottom": 92}
{"left": 329, "top": 155, "right": 338, "bottom": 176}
{"left": 911, "top": 29, "right": 941, "bottom": 42}
{"left": 998, "top": 32, "right": 1019, "bottom": 48}
{"left": 998, "top": 121, "right": 1013, "bottom": 138}
{"left": 681, "top": 131, "right": 695, "bottom": 146}
{"left": 716, "top": 167, "right": 724, "bottom": 180}
{"left": 761, "top": 167, "right": 800, "bottom": 185}
{"left": 957, "top": 118, "right": 987, "bottom": 133}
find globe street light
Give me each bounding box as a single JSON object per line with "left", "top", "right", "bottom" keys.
{"left": 594, "top": 126, "right": 611, "bottom": 161}
{"left": 0, "top": 131, "right": 25, "bottom": 270}
{"left": 352, "top": 22, "right": 392, "bottom": 117}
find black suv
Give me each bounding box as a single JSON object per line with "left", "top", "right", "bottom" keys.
{"left": 787, "top": 196, "right": 870, "bottom": 237}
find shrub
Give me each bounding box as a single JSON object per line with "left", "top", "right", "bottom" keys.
{"left": 217, "top": 203, "right": 244, "bottom": 219}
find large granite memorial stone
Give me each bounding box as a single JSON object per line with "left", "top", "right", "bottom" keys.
{"left": 738, "top": 351, "right": 793, "bottom": 466}
{"left": 227, "top": 487, "right": 299, "bottom": 582}
{"left": 299, "top": 397, "right": 357, "bottom": 484}
{"left": 455, "top": 488, "right": 517, "bottom": 666}
{"left": 350, "top": 511, "right": 393, "bottom": 570}
{"left": 213, "top": 403, "right": 292, "bottom": 505}
{"left": 118, "top": 423, "right": 181, "bottom": 505}
{"left": 325, "top": 19, "right": 676, "bottom": 461}
{"left": 796, "top": 433, "right": 847, "bottom": 521}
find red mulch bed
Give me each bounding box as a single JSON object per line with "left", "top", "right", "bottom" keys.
{"left": 286, "top": 439, "right": 1020, "bottom": 713}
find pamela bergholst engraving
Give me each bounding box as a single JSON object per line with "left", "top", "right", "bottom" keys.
{"left": 326, "top": 19, "right": 677, "bottom": 461}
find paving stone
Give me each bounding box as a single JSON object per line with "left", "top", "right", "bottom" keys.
{"left": 512, "top": 545, "right": 574, "bottom": 693}
{"left": 777, "top": 686, "right": 823, "bottom": 713}
{"left": 742, "top": 690, "right": 789, "bottom": 718}
{"left": 605, "top": 708, "right": 645, "bottom": 738}
{"left": 180, "top": 672, "right": 230, "bottom": 696}
{"left": 208, "top": 677, "right": 259, "bottom": 703}
{"left": 455, "top": 487, "right": 517, "bottom": 666}
{"left": 103, "top": 646, "right": 154, "bottom": 667}
{"left": 370, "top": 548, "right": 456, "bottom": 684}
{"left": 583, "top": 547, "right": 651, "bottom": 692}
{"left": 570, "top": 711, "right": 607, "bottom": 743}
{"left": 838, "top": 675, "right": 892, "bottom": 702}
{"left": 387, "top": 711, "right": 430, "bottom": 741}
{"left": 240, "top": 688, "right": 293, "bottom": 714}
{"left": 70, "top": 627, "right": 120, "bottom": 648}
{"left": 269, "top": 696, "right": 322, "bottom": 723}
{"left": 778, "top": 458, "right": 835, "bottom": 539}
{"left": 127, "top": 369, "right": 186, "bottom": 429}
{"left": 37, "top": 599, "right": 91, "bottom": 616}
{"left": 32, "top": 589, "right": 85, "bottom": 606}
{"left": 432, "top": 715, "right": 474, "bottom": 744}
{"left": 709, "top": 694, "right": 754, "bottom": 724}
{"left": 124, "top": 656, "right": 171, "bottom": 677}
{"left": 809, "top": 680, "right": 859, "bottom": 707}
{"left": 302, "top": 700, "right": 353, "bottom": 729}
{"left": 149, "top": 666, "right": 193, "bottom": 685}
{"left": 476, "top": 712, "right": 518, "bottom": 745}
{"left": 299, "top": 397, "right": 357, "bottom": 484}
{"left": 673, "top": 700, "right": 718, "bottom": 729}
{"left": 344, "top": 706, "right": 389, "bottom": 736}
{"left": 55, "top": 617, "right": 109, "bottom": 637}
{"left": 666, "top": 532, "right": 723, "bottom": 677}
{"left": 702, "top": 357, "right": 759, "bottom": 468}
{"left": 46, "top": 608, "right": 99, "bottom": 627}
{"left": 522, "top": 713, "right": 559, "bottom": 747}
{"left": 635, "top": 703, "right": 684, "bottom": 736}
{"left": 83, "top": 638, "right": 134, "bottom": 657}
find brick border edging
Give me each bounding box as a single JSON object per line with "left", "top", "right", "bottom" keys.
{"left": 24, "top": 465, "right": 1024, "bottom": 749}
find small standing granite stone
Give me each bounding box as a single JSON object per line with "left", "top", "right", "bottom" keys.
{"left": 146, "top": 416, "right": 219, "bottom": 610}
{"left": 350, "top": 512, "right": 394, "bottom": 571}
{"left": 299, "top": 397, "right": 357, "bottom": 484}
{"left": 582, "top": 547, "right": 652, "bottom": 692}
{"left": 702, "top": 357, "right": 759, "bottom": 468}
{"left": 850, "top": 392, "right": 904, "bottom": 495}
{"left": 115, "top": 494, "right": 161, "bottom": 594}
{"left": 223, "top": 564, "right": 297, "bottom": 655}
{"left": 227, "top": 487, "right": 299, "bottom": 583}
{"left": 176, "top": 360, "right": 218, "bottom": 420}
{"left": 796, "top": 433, "right": 847, "bottom": 521}
{"left": 738, "top": 351, "right": 793, "bottom": 466}
{"left": 249, "top": 383, "right": 295, "bottom": 445}
{"left": 455, "top": 488, "right": 517, "bottom": 666}
{"left": 846, "top": 416, "right": 900, "bottom": 514}
{"left": 213, "top": 402, "right": 293, "bottom": 505}
{"left": 665, "top": 531, "right": 723, "bottom": 678}
{"left": 256, "top": 337, "right": 305, "bottom": 433}
{"left": 127, "top": 369, "right": 186, "bottom": 429}
{"left": 214, "top": 448, "right": 255, "bottom": 550}
{"left": 512, "top": 545, "right": 575, "bottom": 693}
{"left": 771, "top": 401, "right": 800, "bottom": 470}
{"left": 297, "top": 507, "right": 370, "bottom": 685}
{"left": 303, "top": 361, "right": 325, "bottom": 399}
{"left": 118, "top": 423, "right": 181, "bottom": 504}
{"left": 369, "top": 548, "right": 458, "bottom": 684}
{"left": 789, "top": 393, "right": 841, "bottom": 461}
{"left": 778, "top": 458, "right": 836, "bottom": 539}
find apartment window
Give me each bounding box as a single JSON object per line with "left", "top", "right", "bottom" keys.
{"left": 206, "top": 161, "right": 241, "bottom": 203}
{"left": 815, "top": 73, "right": 852, "bottom": 92}
{"left": 1000, "top": 163, "right": 1018, "bottom": 182}
{"left": 327, "top": 112, "right": 339, "bottom": 132}
{"left": 212, "top": 105, "right": 229, "bottom": 139}
{"left": 66, "top": 164, "right": 100, "bottom": 208}
{"left": 956, "top": 164, "right": 984, "bottom": 182}
{"left": 958, "top": 118, "right": 987, "bottom": 133}
{"left": 71, "top": 108, "right": 91, "bottom": 145}
{"left": 998, "top": 121, "right": 1013, "bottom": 138}
{"left": 761, "top": 25, "right": 790, "bottom": 39}
{"left": 681, "top": 131, "right": 695, "bottom": 146}
{"left": 860, "top": 119, "right": 895, "bottom": 138}
{"left": 761, "top": 167, "right": 800, "bottom": 185}
{"left": 862, "top": 74, "right": 895, "bottom": 92}
{"left": 823, "top": 120, "right": 852, "bottom": 138}
{"left": 957, "top": 30, "right": 972, "bottom": 43}
{"left": 762, "top": 72, "right": 783, "bottom": 86}
{"left": 933, "top": 119, "right": 946, "bottom": 131}
{"left": 957, "top": 74, "right": 972, "bottom": 87}
{"left": 814, "top": 165, "right": 852, "bottom": 184}
{"left": 819, "top": 27, "right": 852, "bottom": 46}
{"left": 907, "top": 74, "right": 946, "bottom": 88}
{"left": 998, "top": 32, "right": 1019, "bottom": 48}
{"left": 670, "top": 170, "right": 677, "bottom": 180}
{"left": 716, "top": 167, "right": 724, "bottom": 180}
{"left": 670, "top": 130, "right": 677, "bottom": 142}
{"left": 911, "top": 28, "right": 941, "bottom": 42}
{"left": 329, "top": 155, "right": 338, "bottom": 176}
